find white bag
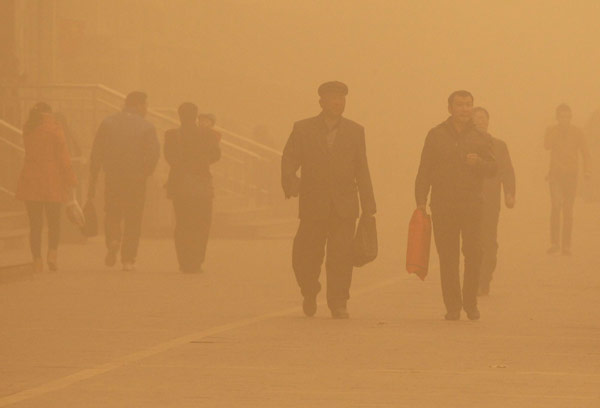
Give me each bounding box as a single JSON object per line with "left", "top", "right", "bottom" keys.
{"left": 65, "top": 192, "right": 85, "bottom": 227}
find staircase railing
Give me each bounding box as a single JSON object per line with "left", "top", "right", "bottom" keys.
{"left": 1, "top": 84, "right": 283, "bottom": 231}
{"left": 0, "top": 119, "right": 24, "bottom": 210}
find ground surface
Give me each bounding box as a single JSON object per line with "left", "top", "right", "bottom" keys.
{"left": 1, "top": 202, "right": 599, "bottom": 407}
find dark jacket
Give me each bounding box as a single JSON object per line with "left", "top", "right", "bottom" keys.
{"left": 164, "top": 125, "right": 221, "bottom": 199}
{"left": 482, "top": 135, "right": 515, "bottom": 212}
{"left": 281, "top": 114, "right": 376, "bottom": 220}
{"left": 415, "top": 118, "right": 496, "bottom": 210}
{"left": 90, "top": 111, "right": 159, "bottom": 184}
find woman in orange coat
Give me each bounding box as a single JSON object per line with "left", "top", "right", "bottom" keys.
{"left": 15, "top": 103, "right": 77, "bottom": 273}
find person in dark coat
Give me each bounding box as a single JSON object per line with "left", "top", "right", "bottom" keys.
{"left": 544, "top": 104, "right": 591, "bottom": 255}
{"left": 414, "top": 90, "right": 496, "bottom": 321}
{"left": 472, "top": 107, "right": 516, "bottom": 296}
{"left": 281, "top": 81, "right": 376, "bottom": 319}
{"left": 16, "top": 103, "right": 77, "bottom": 273}
{"left": 164, "top": 103, "right": 221, "bottom": 273}
{"left": 88, "top": 91, "right": 159, "bottom": 271}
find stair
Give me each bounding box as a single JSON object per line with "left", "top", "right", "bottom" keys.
{"left": 212, "top": 206, "right": 297, "bottom": 239}
{"left": 0, "top": 211, "right": 32, "bottom": 283}
{"left": 0, "top": 249, "right": 32, "bottom": 283}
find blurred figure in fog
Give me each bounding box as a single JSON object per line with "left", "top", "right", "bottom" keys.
{"left": 281, "top": 81, "right": 376, "bottom": 319}
{"left": 198, "top": 113, "right": 221, "bottom": 142}
{"left": 472, "top": 107, "right": 516, "bottom": 296}
{"left": 544, "top": 104, "right": 591, "bottom": 255}
{"left": 88, "top": 92, "right": 159, "bottom": 271}
{"left": 15, "top": 103, "right": 77, "bottom": 273}
{"left": 198, "top": 113, "right": 216, "bottom": 129}
{"left": 165, "top": 103, "right": 221, "bottom": 273}
{"left": 415, "top": 91, "right": 496, "bottom": 321}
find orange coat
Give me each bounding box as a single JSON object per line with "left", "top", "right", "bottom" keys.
{"left": 15, "top": 114, "right": 77, "bottom": 203}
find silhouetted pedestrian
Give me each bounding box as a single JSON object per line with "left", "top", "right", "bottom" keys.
{"left": 281, "top": 81, "right": 376, "bottom": 319}
{"left": 87, "top": 92, "right": 159, "bottom": 271}
{"left": 15, "top": 103, "right": 77, "bottom": 273}
{"left": 544, "top": 104, "right": 591, "bottom": 255}
{"left": 472, "top": 107, "right": 515, "bottom": 296}
{"left": 414, "top": 91, "right": 496, "bottom": 320}
{"left": 165, "top": 103, "right": 221, "bottom": 273}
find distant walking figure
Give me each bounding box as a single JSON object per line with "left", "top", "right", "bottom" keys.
{"left": 281, "top": 81, "right": 376, "bottom": 319}
{"left": 472, "top": 107, "right": 516, "bottom": 296}
{"left": 15, "top": 103, "right": 77, "bottom": 273}
{"left": 164, "top": 103, "right": 221, "bottom": 273}
{"left": 88, "top": 92, "right": 159, "bottom": 271}
{"left": 414, "top": 91, "right": 496, "bottom": 321}
{"left": 544, "top": 104, "right": 591, "bottom": 255}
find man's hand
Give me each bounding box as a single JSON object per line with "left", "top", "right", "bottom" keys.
{"left": 465, "top": 153, "right": 482, "bottom": 167}
{"left": 284, "top": 178, "right": 300, "bottom": 199}
{"left": 505, "top": 194, "right": 515, "bottom": 209}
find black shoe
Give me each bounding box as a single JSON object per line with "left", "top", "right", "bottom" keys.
{"left": 331, "top": 306, "right": 349, "bottom": 319}
{"left": 465, "top": 307, "right": 480, "bottom": 321}
{"left": 444, "top": 311, "right": 461, "bottom": 321}
{"left": 303, "top": 296, "right": 317, "bottom": 317}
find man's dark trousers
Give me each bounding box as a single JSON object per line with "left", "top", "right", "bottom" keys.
{"left": 480, "top": 207, "right": 500, "bottom": 290}
{"left": 431, "top": 203, "right": 483, "bottom": 313}
{"left": 104, "top": 178, "right": 146, "bottom": 264}
{"left": 172, "top": 195, "right": 212, "bottom": 272}
{"left": 549, "top": 175, "right": 577, "bottom": 249}
{"left": 292, "top": 212, "right": 356, "bottom": 310}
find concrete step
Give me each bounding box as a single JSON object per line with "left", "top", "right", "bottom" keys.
{"left": 0, "top": 210, "right": 27, "bottom": 230}
{"left": 0, "top": 249, "right": 32, "bottom": 284}
{"left": 0, "top": 227, "right": 28, "bottom": 250}
{"left": 211, "top": 217, "right": 297, "bottom": 239}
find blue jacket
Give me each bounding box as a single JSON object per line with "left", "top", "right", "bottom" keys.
{"left": 90, "top": 110, "right": 159, "bottom": 183}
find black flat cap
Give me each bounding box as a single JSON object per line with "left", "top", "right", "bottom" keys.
{"left": 318, "top": 81, "right": 348, "bottom": 96}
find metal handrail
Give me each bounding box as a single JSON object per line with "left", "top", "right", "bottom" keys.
{"left": 0, "top": 120, "right": 24, "bottom": 153}
{"left": 4, "top": 83, "right": 276, "bottom": 209}
{"left": 0, "top": 185, "right": 16, "bottom": 197}
{"left": 0, "top": 136, "right": 24, "bottom": 153}
{"left": 10, "top": 83, "right": 277, "bottom": 159}
{"left": 215, "top": 126, "right": 282, "bottom": 157}
{"left": 0, "top": 119, "right": 23, "bottom": 136}
{"left": 94, "top": 94, "right": 267, "bottom": 160}
{"left": 145, "top": 107, "right": 282, "bottom": 157}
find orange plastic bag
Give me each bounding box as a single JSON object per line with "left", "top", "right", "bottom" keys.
{"left": 406, "top": 209, "right": 432, "bottom": 280}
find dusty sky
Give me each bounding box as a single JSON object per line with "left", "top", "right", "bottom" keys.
{"left": 178, "top": 0, "right": 599, "bottom": 209}
{"left": 38, "top": 0, "right": 600, "bottom": 215}
{"left": 180, "top": 1, "right": 599, "bottom": 148}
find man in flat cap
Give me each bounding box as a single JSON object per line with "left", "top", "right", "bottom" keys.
{"left": 281, "top": 81, "right": 376, "bottom": 319}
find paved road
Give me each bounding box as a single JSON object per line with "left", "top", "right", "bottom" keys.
{"left": 1, "top": 202, "right": 599, "bottom": 407}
